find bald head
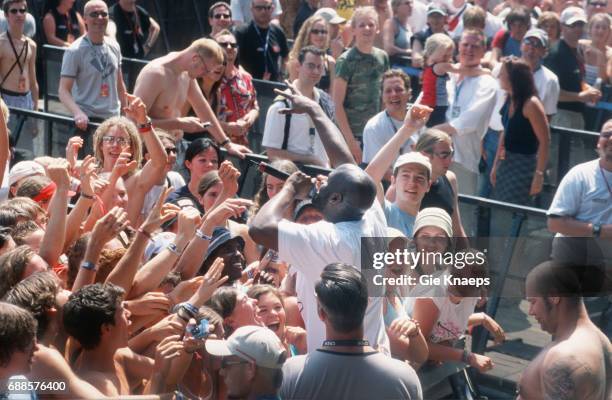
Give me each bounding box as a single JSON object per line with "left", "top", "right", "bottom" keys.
{"left": 84, "top": 0, "right": 107, "bottom": 13}
{"left": 316, "top": 164, "right": 377, "bottom": 222}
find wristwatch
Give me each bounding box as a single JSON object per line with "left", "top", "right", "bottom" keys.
{"left": 80, "top": 261, "right": 97, "bottom": 271}
{"left": 593, "top": 223, "right": 602, "bottom": 237}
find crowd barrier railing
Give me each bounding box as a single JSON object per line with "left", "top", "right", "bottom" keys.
{"left": 40, "top": 46, "right": 601, "bottom": 193}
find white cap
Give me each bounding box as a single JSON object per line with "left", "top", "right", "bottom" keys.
{"left": 413, "top": 207, "right": 452, "bottom": 238}
{"left": 8, "top": 161, "right": 45, "bottom": 186}
{"left": 205, "top": 325, "right": 286, "bottom": 369}
{"left": 560, "top": 7, "right": 587, "bottom": 25}
{"left": 314, "top": 7, "right": 347, "bottom": 25}
{"left": 393, "top": 152, "right": 432, "bottom": 178}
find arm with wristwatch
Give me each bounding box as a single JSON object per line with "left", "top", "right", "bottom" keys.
{"left": 548, "top": 216, "right": 611, "bottom": 239}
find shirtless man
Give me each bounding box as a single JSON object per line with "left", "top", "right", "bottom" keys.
{"left": 133, "top": 38, "right": 250, "bottom": 158}
{"left": 518, "top": 261, "right": 612, "bottom": 399}
{"left": 62, "top": 283, "right": 152, "bottom": 396}
{"left": 0, "top": 0, "right": 37, "bottom": 110}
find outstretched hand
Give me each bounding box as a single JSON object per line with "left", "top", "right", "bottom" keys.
{"left": 404, "top": 103, "right": 433, "bottom": 131}
{"left": 274, "top": 80, "right": 320, "bottom": 115}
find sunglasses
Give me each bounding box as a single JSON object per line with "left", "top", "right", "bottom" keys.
{"left": 213, "top": 13, "right": 231, "bottom": 19}
{"left": 253, "top": 5, "right": 273, "bottom": 11}
{"left": 88, "top": 11, "right": 109, "bottom": 18}
{"left": 430, "top": 149, "right": 454, "bottom": 159}
{"left": 522, "top": 38, "right": 543, "bottom": 48}
{"left": 102, "top": 136, "right": 131, "bottom": 146}
{"left": 589, "top": 1, "right": 607, "bottom": 6}
{"left": 217, "top": 41, "right": 238, "bottom": 48}
{"left": 310, "top": 29, "right": 328, "bottom": 35}
{"left": 9, "top": 8, "right": 26, "bottom": 14}
{"left": 165, "top": 147, "right": 177, "bottom": 155}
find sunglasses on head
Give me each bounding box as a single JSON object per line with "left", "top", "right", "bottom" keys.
{"left": 9, "top": 8, "right": 26, "bottom": 14}
{"left": 88, "top": 10, "right": 109, "bottom": 18}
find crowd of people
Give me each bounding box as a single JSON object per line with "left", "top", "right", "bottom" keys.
{"left": 0, "top": 0, "right": 611, "bottom": 398}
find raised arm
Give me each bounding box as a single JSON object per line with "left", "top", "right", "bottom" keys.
{"left": 64, "top": 156, "right": 97, "bottom": 249}
{"left": 39, "top": 161, "right": 71, "bottom": 267}
{"left": 249, "top": 171, "right": 312, "bottom": 251}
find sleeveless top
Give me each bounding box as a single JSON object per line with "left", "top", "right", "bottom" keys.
{"left": 393, "top": 17, "right": 411, "bottom": 50}
{"left": 316, "top": 58, "right": 331, "bottom": 92}
{"left": 49, "top": 8, "right": 80, "bottom": 42}
{"left": 420, "top": 174, "right": 454, "bottom": 216}
{"left": 501, "top": 99, "right": 538, "bottom": 155}
{"left": 421, "top": 64, "right": 449, "bottom": 108}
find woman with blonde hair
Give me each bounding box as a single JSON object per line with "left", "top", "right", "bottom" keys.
{"left": 288, "top": 15, "right": 336, "bottom": 93}
{"left": 91, "top": 97, "right": 168, "bottom": 224}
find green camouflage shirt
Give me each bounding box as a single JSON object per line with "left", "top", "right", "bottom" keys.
{"left": 336, "top": 46, "right": 389, "bottom": 137}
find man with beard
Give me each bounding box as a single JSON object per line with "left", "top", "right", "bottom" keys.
{"left": 518, "top": 261, "right": 611, "bottom": 399}
{"left": 249, "top": 83, "right": 432, "bottom": 353}
{"left": 547, "top": 119, "right": 612, "bottom": 264}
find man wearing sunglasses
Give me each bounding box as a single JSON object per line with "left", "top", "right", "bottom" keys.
{"left": 0, "top": 0, "right": 38, "bottom": 113}
{"left": 208, "top": 2, "right": 233, "bottom": 37}
{"left": 108, "top": 0, "right": 160, "bottom": 59}
{"left": 59, "top": 0, "right": 127, "bottom": 155}
{"left": 0, "top": 1, "right": 35, "bottom": 39}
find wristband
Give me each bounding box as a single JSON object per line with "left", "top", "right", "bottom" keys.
{"left": 80, "top": 261, "right": 97, "bottom": 271}
{"left": 80, "top": 192, "right": 95, "bottom": 200}
{"left": 176, "top": 306, "right": 191, "bottom": 323}
{"left": 195, "top": 229, "right": 213, "bottom": 241}
{"left": 167, "top": 242, "right": 182, "bottom": 256}
{"left": 181, "top": 302, "right": 199, "bottom": 316}
{"left": 137, "top": 228, "right": 152, "bottom": 240}
{"left": 247, "top": 267, "right": 256, "bottom": 280}
{"left": 138, "top": 117, "right": 153, "bottom": 133}
{"left": 219, "top": 138, "right": 230, "bottom": 147}
{"left": 535, "top": 170, "right": 544, "bottom": 176}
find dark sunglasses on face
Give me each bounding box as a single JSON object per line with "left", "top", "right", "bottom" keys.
{"left": 217, "top": 41, "right": 238, "bottom": 48}
{"left": 253, "top": 5, "right": 273, "bottom": 11}
{"left": 88, "top": 11, "right": 109, "bottom": 18}
{"left": 214, "top": 13, "right": 231, "bottom": 19}
{"left": 311, "top": 29, "right": 328, "bottom": 35}
{"left": 9, "top": 8, "right": 26, "bottom": 14}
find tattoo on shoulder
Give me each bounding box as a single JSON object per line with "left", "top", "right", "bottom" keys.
{"left": 542, "top": 358, "right": 594, "bottom": 400}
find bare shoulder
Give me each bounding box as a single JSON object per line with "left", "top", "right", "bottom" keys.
{"left": 541, "top": 334, "right": 605, "bottom": 400}
{"left": 79, "top": 371, "right": 119, "bottom": 397}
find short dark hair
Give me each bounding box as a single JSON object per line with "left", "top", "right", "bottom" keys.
{"left": 3, "top": 271, "right": 60, "bottom": 339}
{"left": 0, "top": 245, "right": 36, "bottom": 298}
{"left": 2, "top": 0, "right": 26, "bottom": 14}
{"left": 0, "top": 302, "right": 37, "bottom": 368}
{"left": 506, "top": 6, "right": 531, "bottom": 27}
{"left": 298, "top": 45, "right": 325, "bottom": 64}
{"left": 63, "top": 283, "right": 125, "bottom": 349}
{"left": 206, "top": 286, "right": 238, "bottom": 337}
{"left": 315, "top": 263, "right": 368, "bottom": 333}
{"left": 0, "top": 227, "right": 13, "bottom": 249}
{"left": 184, "top": 138, "right": 221, "bottom": 166}
{"left": 381, "top": 69, "right": 411, "bottom": 93}
{"left": 208, "top": 1, "right": 231, "bottom": 18}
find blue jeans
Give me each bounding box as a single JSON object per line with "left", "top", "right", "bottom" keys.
{"left": 477, "top": 128, "right": 500, "bottom": 198}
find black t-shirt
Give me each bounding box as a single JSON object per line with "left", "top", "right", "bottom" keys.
{"left": 48, "top": 7, "right": 80, "bottom": 43}
{"left": 543, "top": 39, "right": 584, "bottom": 113}
{"left": 293, "top": 2, "right": 316, "bottom": 37}
{"left": 109, "top": 4, "right": 151, "bottom": 59}
{"left": 166, "top": 185, "right": 204, "bottom": 214}
{"left": 235, "top": 21, "right": 289, "bottom": 82}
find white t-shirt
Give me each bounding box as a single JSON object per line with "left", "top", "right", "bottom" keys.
{"left": 278, "top": 201, "right": 390, "bottom": 354}
{"left": 362, "top": 110, "right": 415, "bottom": 164}
{"left": 262, "top": 96, "right": 329, "bottom": 167}
{"left": 141, "top": 171, "right": 185, "bottom": 217}
{"left": 534, "top": 65, "right": 560, "bottom": 116}
{"left": 406, "top": 271, "right": 478, "bottom": 344}
{"left": 446, "top": 73, "right": 498, "bottom": 173}
{"left": 547, "top": 159, "right": 612, "bottom": 226}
